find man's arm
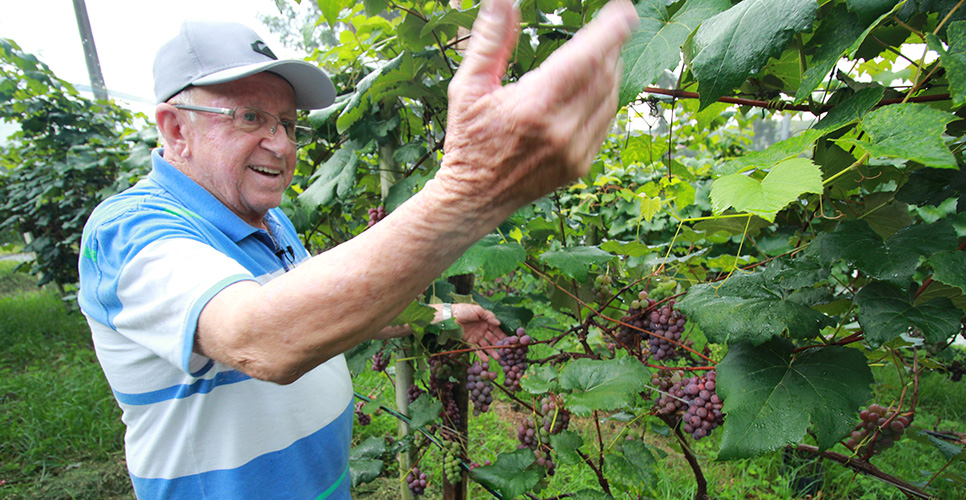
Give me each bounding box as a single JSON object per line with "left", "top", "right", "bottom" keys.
{"left": 195, "top": 0, "right": 638, "bottom": 384}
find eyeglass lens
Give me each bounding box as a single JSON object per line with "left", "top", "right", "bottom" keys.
{"left": 234, "top": 107, "right": 313, "bottom": 146}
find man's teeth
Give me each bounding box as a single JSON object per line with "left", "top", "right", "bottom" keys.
{"left": 250, "top": 165, "right": 280, "bottom": 176}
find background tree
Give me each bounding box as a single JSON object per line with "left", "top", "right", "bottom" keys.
{"left": 0, "top": 39, "right": 151, "bottom": 291}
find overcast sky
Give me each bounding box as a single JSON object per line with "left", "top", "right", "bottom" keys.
{"left": 1, "top": 0, "right": 301, "bottom": 116}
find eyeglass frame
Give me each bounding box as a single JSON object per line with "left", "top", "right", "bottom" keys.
{"left": 172, "top": 104, "right": 314, "bottom": 146}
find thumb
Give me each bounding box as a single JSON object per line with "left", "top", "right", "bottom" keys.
{"left": 451, "top": 0, "right": 520, "bottom": 92}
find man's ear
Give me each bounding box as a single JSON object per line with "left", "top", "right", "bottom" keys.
{"left": 156, "top": 103, "right": 190, "bottom": 158}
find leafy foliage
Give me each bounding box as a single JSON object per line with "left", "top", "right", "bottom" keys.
{"left": 0, "top": 39, "right": 150, "bottom": 288}
{"left": 294, "top": 0, "right": 965, "bottom": 493}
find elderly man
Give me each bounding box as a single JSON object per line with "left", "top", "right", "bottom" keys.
{"left": 78, "top": 0, "right": 637, "bottom": 498}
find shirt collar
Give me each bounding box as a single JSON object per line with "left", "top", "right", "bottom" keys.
{"left": 149, "top": 148, "right": 272, "bottom": 242}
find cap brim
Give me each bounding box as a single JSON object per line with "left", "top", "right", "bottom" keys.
{"left": 193, "top": 59, "right": 336, "bottom": 110}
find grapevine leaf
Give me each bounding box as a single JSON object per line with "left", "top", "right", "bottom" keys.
{"left": 895, "top": 167, "right": 966, "bottom": 210}
{"left": 677, "top": 271, "right": 836, "bottom": 345}
{"left": 837, "top": 103, "right": 958, "bottom": 169}
{"left": 549, "top": 430, "right": 584, "bottom": 465}
{"left": 855, "top": 281, "right": 963, "bottom": 347}
{"left": 336, "top": 54, "right": 404, "bottom": 132}
{"left": 929, "top": 251, "right": 966, "bottom": 294}
{"left": 620, "top": 440, "right": 658, "bottom": 487}
{"left": 599, "top": 240, "right": 662, "bottom": 257}
{"left": 318, "top": 0, "right": 351, "bottom": 25}
{"left": 469, "top": 448, "right": 543, "bottom": 498}
{"left": 443, "top": 234, "right": 526, "bottom": 280}
{"left": 911, "top": 429, "right": 966, "bottom": 462}
{"left": 557, "top": 357, "right": 649, "bottom": 415}
{"left": 538, "top": 246, "right": 615, "bottom": 282}
{"left": 810, "top": 219, "right": 958, "bottom": 286}
{"left": 845, "top": 0, "right": 899, "bottom": 23}
{"left": 350, "top": 436, "right": 386, "bottom": 459}
{"left": 391, "top": 301, "right": 435, "bottom": 328}
{"left": 686, "top": 0, "right": 818, "bottom": 109}
{"left": 716, "top": 339, "right": 874, "bottom": 460}
{"left": 622, "top": 134, "right": 669, "bottom": 165}
{"left": 522, "top": 364, "right": 560, "bottom": 394}
{"left": 761, "top": 255, "right": 830, "bottom": 290}
{"left": 344, "top": 340, "right": 383, "bottom": 376}
{"left": 407, "top": 394, "right": 443, "bottom": 430}
{"left": 618, "top": 0, "right": 730, "bottom": 107}
{"left": 795, "top": 4, "right": 867, "bottom": 103}
{"left": 814, "top": 86, "right": 884, "bottom": 133}
{"left": 942, "top": 21, "right": 966, "bottom": 106}
{"left": 710, "top": 158, "right": 824, "bottom": 221}
{"left": 716, "top": 129, "right": 823, "bottom": 176}
{"left": 298, "top": 146, "right": 359, "bottom": 208}
{"left": 363, "top": 0, "right": 390, "bottom": 16}
{"left": 349, "top": 458, "right": 383, "bottom": 487}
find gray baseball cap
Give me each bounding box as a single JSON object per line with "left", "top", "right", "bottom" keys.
{"left": 153, "top": 21, "right": 335, "bottom": 109}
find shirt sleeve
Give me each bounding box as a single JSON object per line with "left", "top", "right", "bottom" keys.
{"left": 79, "top": 209, "right": 256, "bottom": 375}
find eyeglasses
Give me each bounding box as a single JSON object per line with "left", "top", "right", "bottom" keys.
{"left": 173, "top": 104, "right": 314, "bottom": 146}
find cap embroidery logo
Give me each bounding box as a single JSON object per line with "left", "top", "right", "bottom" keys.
{"left": 251, "top": 41, "right": 278, "bottom": 60}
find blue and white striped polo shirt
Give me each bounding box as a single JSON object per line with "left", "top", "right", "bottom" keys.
{"left": 78, "top": 149, "right": 353, "bottom": 500}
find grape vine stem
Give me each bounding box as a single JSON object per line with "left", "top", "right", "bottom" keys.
{"left": 791, "top": 444, "right": 934, "bottom": 499}
{"left": 523, "top": 262, "right": 716, "bottom": 364}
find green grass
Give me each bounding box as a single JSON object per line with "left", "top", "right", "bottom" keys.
{"left": 0, "top": 261, "right": 130, "bottom": 499}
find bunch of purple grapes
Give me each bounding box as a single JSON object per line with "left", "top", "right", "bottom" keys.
{"left": 406, "top": 467, "right": 428, "bottom": 496}
{"left": 534, "top": 448, "right": 556, "bottom": 476}
{"left": 653, "top": 370, "right": 724, "bottom": 440}
{"left": 846, "top": 404, "right": 912, "bottom": 456}
{"left": 640, "top": 294, "right": 691, "bottom": 362}
{"left": 367, "top": 206, "right": 387, "bottom": 228}
{"left": 497, "top": 328, "right": 531, "bottom": 392}
{"left": 428, "top": 350, "right": 463, "bottom": 428}
{"left": 371, "top": 348, "right": 389, "bottom": 372}
{"left": 354, "top": 401, "right": 370, "bottom": 426}
{"left": 467, "top": 361, "right": 496, "bottom": 415}
{"left": 541, "top": 396, "right": 571, "bottom": 435}
{"left": 614, "top": 307, "right": 644, "bottom": 355}
{"left": 428, "top": 351, "right": 459, "bottom": 392}
{"left": 407, "top": 384, "right": 425, "bottom": 404}
{"left": 517, "top": 417, "right": 540, "bottom": 449}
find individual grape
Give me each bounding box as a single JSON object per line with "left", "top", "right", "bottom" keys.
{"left": 442, "top": 440, "right": 463, "bottom": 483}
{"left": 371, "top": 349, "right": 389, "bottom": 372}
{"left": 845, "top": 404, "right": 912, "bottom": 456}
{"left": 496, "top": 330, "right": 530, "bottom": 392}
{"left": 406, "top": 467, "right": 428, "bottom": 496}
{"left": 354, "top": 400, "right": 370, "bottom": 426}
{"left": 367, "top": 205, "right": 387, "bottom": 228}
{"left": 467, "top": 360, "right": 496, "bottom": 415}
{"left": 541, "top": 396, "right": 571, "bottom": 435}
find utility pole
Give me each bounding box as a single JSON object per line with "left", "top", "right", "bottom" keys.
{"left": 72, "top": 0, "right": 108, "bottom": 100}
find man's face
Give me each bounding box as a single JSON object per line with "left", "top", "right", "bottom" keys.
{"left": 178, "top": 73, "right": 298, "bottom": 228}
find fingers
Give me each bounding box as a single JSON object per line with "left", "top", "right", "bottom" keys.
{"left": 451, "top": 0, "right": 521, "bottom": 94}
{"left": 528, "top": 0, "right": 637, "bottom": 104}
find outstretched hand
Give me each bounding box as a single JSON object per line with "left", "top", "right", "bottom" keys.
{"left": 436, "top": 0, "right": 638, "bottom": 210}
{"left": 452, "top": 303, "right": 504, "bottom": 362}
